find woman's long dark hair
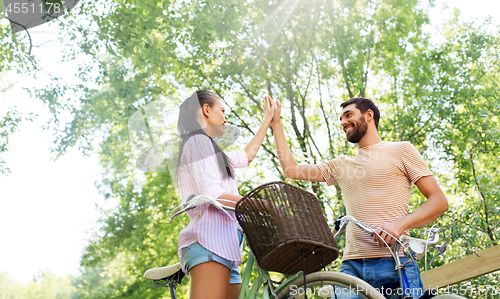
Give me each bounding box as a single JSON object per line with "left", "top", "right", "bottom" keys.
{"left": 175, "top": 91, "right": 235, "bottom": 183}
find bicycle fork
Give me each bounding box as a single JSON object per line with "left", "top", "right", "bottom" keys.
{"left": 394, "top": 243, "right": 413, "bottom": 299}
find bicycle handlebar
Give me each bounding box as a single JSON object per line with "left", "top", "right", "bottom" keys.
{"left": 169, "top": 194, "right": 235, "bottom": 222}
{"left": 170, "top": 194, "right": 196, "bottom": 216}
{"left": 333, "top": 215, "right": 440, "bottom": 255}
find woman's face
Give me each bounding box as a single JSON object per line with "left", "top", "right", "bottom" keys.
{"left": 202, "top": 98, "right": 226, "bottom": 137}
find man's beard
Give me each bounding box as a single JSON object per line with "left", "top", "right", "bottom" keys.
{"left": 346, "top": 117, "right": 368, "bottom": 143}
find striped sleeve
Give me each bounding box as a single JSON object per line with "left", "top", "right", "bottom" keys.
{"left": 317, "top": 158, "right": 340, "bottom": 186}
{"left": 399, "top": 142, "right": 433, "bottom": 183}
{"left": 226, "top": 151, "right": 248, "bottom": 168}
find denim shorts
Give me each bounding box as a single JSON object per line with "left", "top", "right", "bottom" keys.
{"left": 339, "top": 256, "right": 424, "bottom": 299}
{"left": 182, "top": 230, "right": 243, "bottom": 284}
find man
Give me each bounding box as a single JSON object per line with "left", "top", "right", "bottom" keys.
{"left": 270, "top": 96, "right": 448, "bottom": 298}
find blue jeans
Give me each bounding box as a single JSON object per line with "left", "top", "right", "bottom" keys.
{"left": 338, "top": 257, "right": 424, "bottom": 299}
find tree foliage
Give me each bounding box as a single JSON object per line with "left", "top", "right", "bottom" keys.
{"left": 0, "top": 271, "right": 76, "bottom": 299}
{"left": 1, "top": 10, "right": 38, "bottom": 175}
{"left": 0, "top": 15, "right": 35, "bottom": 77}
{"left": 0, "top": 108, "right": 34, "bottom": 174}
{"left": 6, "top": 0, "right": 499, "bottom": 298}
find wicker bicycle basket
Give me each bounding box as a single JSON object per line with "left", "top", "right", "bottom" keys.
{"left": 235, "top": 181, "right": 339, "bottom": 275}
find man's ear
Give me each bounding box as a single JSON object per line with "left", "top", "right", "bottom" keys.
{"left": 365, "top": 109, "right": 374, "bottom": 122}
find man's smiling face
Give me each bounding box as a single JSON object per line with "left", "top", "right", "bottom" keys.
{"left": 339, "top": 104, "right": 368, "bottom": 144}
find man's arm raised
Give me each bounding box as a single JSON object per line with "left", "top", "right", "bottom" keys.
{"left": 270, "top": 99, "right": 325, "bottom": 182}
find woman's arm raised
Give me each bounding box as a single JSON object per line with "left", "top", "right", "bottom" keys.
{"left": 244, "top": 95, "right": 275, "bottom": 163}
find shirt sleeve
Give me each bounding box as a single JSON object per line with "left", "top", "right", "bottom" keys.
{"left": 398, "top": 142, "right": 433, "bottom": 184}
{"left": 225, "top": 151, "right": 248, "bottom": 169}
{"left": 182, "top": 135, "right": 227, "bottom": 200}
{"left": 317, "top": 159, "right": 340, "bottom": 186}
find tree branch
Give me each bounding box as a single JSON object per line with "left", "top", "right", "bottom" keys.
{"left": 229, "top": 101, "right": 283, "bottom": 177}
{"left": 235, "top": 79, "right": 263, "bottom": 112}
{"left": 284, "top": 50, "right": 307, "bottom": 158}
{"left": 6, "top": 17, "right": 33, "bottom": 56}
{"left": 469, "top": 151, "right": 497, "bottom": 246}
{"left": 339, "top": 55, "right": 354, "bottom": 98}
{"left": 310, "top": 48, "right": 334, "bottom": 154}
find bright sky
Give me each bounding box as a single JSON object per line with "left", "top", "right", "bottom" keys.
{"left": 0, "top": 17, "right": 106, "bottom": 283}
{"left": 0, "top": 0, "right": 499, "bottom": 284}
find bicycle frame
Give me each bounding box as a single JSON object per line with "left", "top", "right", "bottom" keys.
{"left": 392, "top": 241, "right": 414, "bottom": 298}
{"left": 163, "top": 195, "right": 309, "bottom": 299}
{"left": 151, "top": 195, "right": 441, "bottom": 299}
{"left": 334, "top": 215, "right": 441, "bottom": 299}
{"left": 238, "top": 242, "right": 307, "bottom": 299}
{"left": 390, "top": 232, "right": 442, "bottom": 299}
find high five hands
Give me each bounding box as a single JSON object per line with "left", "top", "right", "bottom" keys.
{"left": 262, "top": 95, "right": 281, "bottom": 127}
{"left": 262, "top": 95, "right": 276, "bottom": 125}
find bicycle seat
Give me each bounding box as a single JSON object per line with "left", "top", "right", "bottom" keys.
{"left": 143, "top": 263, "right": 181, "bottom": 280}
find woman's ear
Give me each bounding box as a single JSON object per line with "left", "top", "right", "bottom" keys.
{"left": 202, "top": 103, "right": 210, "bottom": 118}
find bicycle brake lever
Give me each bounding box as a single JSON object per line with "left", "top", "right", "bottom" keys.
{"left": 434, "top": 242, "right": 447, "bottom": 254}
{"left": 169, "top": 210, "right": 186, "bottom": 222}
{"left": 334, "top": 216, "right": 344, "bottom": 232}
{"left": 333, "top": 216, "right": 348, "bottom": 239}
{"left": 429, "top": 242, "right": 447, "bottom": 268}
{"left": 185, "top": 194, "right": 195, "bottom": 204}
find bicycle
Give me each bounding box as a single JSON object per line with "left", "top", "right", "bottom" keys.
{"left": 144, "top": 181, "right": 466, "bottom": 299}
{"left": 331, "top": 215, "right": 466, "bottom": 299}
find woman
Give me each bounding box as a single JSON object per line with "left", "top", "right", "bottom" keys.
{"left": 175, "top": 90, "right": 275, "bottom": 299}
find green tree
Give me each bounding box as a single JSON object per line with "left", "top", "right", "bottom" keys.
{"left": 22, "top": 0, "right": 500, "bottom": 298}
{"left": 0, "top": 271, "right": 76, "bottom": 299}
{"left": 0, "top": 108, "right": 34, "bottom": 174}
{"left": 1, "top": 8, "right": 37, "bottom": 174}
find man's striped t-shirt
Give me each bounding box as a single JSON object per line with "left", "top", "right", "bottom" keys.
{"left": 317, "top": 141, "right": 433, "bottom": 261}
